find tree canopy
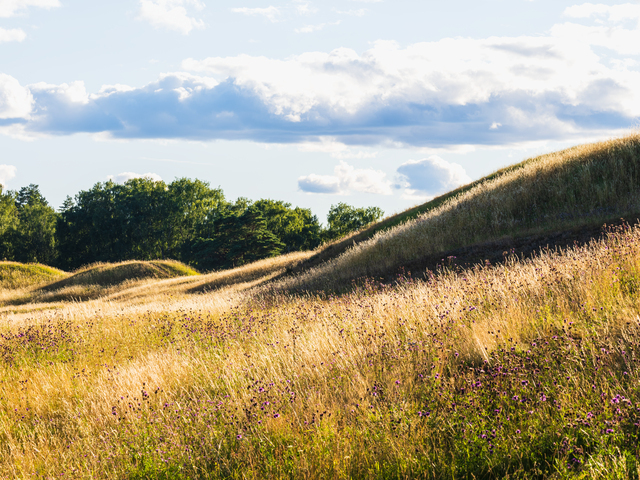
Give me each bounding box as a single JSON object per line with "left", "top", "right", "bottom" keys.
{"left": 0, "top": 179, "right": 384, "bottom": 271}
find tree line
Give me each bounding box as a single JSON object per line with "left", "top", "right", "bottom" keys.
{"left": 0, "top": 178, "right": 384, "bottom": 271}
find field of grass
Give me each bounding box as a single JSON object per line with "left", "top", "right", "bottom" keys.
{"left": 3, "top": 136, "right": 640, "bottom": 478}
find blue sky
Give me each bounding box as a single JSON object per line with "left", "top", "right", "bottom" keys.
{"left": 1, "top": 0, "right": 639, "bottom": 221}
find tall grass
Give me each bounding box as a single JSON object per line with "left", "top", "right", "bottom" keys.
{"left": 2, "top": 222, "right": 640, "bottom": 477}
{"left": 283, "top": 132, "right": 640, "bottom": 292}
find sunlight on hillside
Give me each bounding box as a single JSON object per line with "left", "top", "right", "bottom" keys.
{"left": 283, "top": 132, "right": 640, "bottom": 292}
{"left": 3, "top": 136, "right": 640, "bottom": 477}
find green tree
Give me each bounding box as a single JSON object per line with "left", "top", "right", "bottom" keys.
{"left": 10, "top": 185, "right": 58, "bottom": 264}
{"left": 252, "top": 199, "right": 322, "bottom": 252}
{"left": 325, "top": 203, "right": 384, "bottom": 241}
{"left": 57, "top": 178, "right": 228, "bottom": 269}
{"left": 0, "top": 187, "right": 18, "bottom": 259}
{"left": 190, "top": 206, "right": 284, "bottom": 271}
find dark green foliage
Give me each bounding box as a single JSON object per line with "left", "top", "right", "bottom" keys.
{"left": 0, "top": 185, "right": 58, "bottom": 264}
{"left": 0, "top": 187, "right": 18, "bottom": 259}
{"left": 57, "top": 178, "right": 226, "bottom": 269}
{"left": 325, "top": 202, "right": 384, "bottom": 241}
{"left": 190, "top": 206, "right": 285, "bottom": 271}
{"left": 252, "top": 199, "right": 322, "bottom": 252}
{"left": 1, "top": 178, "right": 383, "bottom": 270}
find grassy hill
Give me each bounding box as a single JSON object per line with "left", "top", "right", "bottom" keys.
{"left": 3, "top": 135, "right": 640, "bottom": 478}
{"left": 283, "top": 132, "right": 640, "bottom": 291}
{"left": 41, "top": 259, "right": 199, "bottom": 289}
{"left": 0, "top": 261, "right": 67, "bottom": 289}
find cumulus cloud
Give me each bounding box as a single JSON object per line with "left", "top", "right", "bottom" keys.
{"left": 0, "top": 28, "right": 26, "bottom": 43}
{"left": 2, "top": 3, "right": 640, "bottom": 147}
{"left": 138, "top": 0, "right": 205, "bottom": 35}
{"left": 396, "top": 156, "right": 471, "bottom": 197}
{"left": 108, "top": 172, "right": 163, "bottom": 183}
{"left": 0, "top": 73, "right": 34, "bottom": 119}
{"left": 298, "top": 161, "right": 391, "bottom": 195}
{"left": 0, "top": 165, "right": 17, "bottom": 187}
{"left": 0, "top": 0, "right": 60, "bottom": 18}
{"left": 231, "top": 6, "right": 281, "bottom": 22}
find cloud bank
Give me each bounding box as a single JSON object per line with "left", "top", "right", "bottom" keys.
{"left": 1, "top": 3, "right": 639, "bottom": 147}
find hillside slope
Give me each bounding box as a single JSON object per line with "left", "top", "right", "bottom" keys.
{"left": 281, "top": 132, "right": 640, "bottom": 291}
{"left": 0, "top": 262, "right": 67, "bottom": 289}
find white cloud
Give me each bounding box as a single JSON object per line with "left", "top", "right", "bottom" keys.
{"left": 231, "top": 6, "right": 281, "bottom": 22}
{"left": 138, "top": 0, "right": 205, "bottom": 35}
{"left": 295, "top": 20, "right": 340, "bottom": 33}
{"left": 107, "top": 172, "right": 163, "bottom": 183}
{"left": 0, "top": 73, "right": 33, "bottom": 119}
{"left": 293, "top": 1, "right": 318, "bottom": 15}
{"left": 0, "top": 28, "right": 26, "bottom": 42}
{"left": 0, "top": 165, "right": 17, "bottom": 187}
{"left": 3, "top": 2, "right": 640, "bottom": 148}
{"left": 298, "top": 161, "right": 391, "bottom": 195}
{"left": 30, "top": 80, "right": 89, "bottom": 104}
{"left": 396, "top": 156, "right": 471, "bottom": 197}
{"left": 0, "top": 0, "right": 60, "bottom": 18}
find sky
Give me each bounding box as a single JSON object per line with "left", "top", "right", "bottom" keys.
{"left": 1, "top": 0, "right": 639, "bottom": 221}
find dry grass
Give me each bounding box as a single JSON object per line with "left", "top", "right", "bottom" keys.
{"left": 0, "top": 252, "right": 313, "bottom": 309}
{"left": 1, "top": 222, "right": 640, "bottom": 477}
{"left": 282, "top": 132, "right": 640, "bottom": 292}
{"left": 3, "top": 137, "right": 640, "bottom": 477}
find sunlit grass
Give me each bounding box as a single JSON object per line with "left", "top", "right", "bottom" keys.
{"left": 2, "top": 222, "right": 640, "bottom": 477}
{"left": 4, "top": 136, "right": 640, "bottom": 477}
{"left": 284, "top": 132, "right": 640, "bottom": 292}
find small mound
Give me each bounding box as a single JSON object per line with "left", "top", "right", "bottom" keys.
{"left": 41, "top": 260, "right": 199, "bottom": 290}
{"left": 0, "top": 262, "right": 68, "bottom": 289}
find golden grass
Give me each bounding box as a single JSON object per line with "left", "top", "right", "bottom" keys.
{"left": 0, "top": 262, "right": 67, "bottom": 290}
{"left": 1, "top": 220, "right": 640, "bottom": 477}
{"left": 282, "top": 132, "right": 640, "bottom": 292}
{"left": 4, "top": 137, "right": 640, "bottom": 477}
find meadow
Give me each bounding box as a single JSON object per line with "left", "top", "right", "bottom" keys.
{"left": 2, "top": 134, "right": 640, "bottom": 478}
